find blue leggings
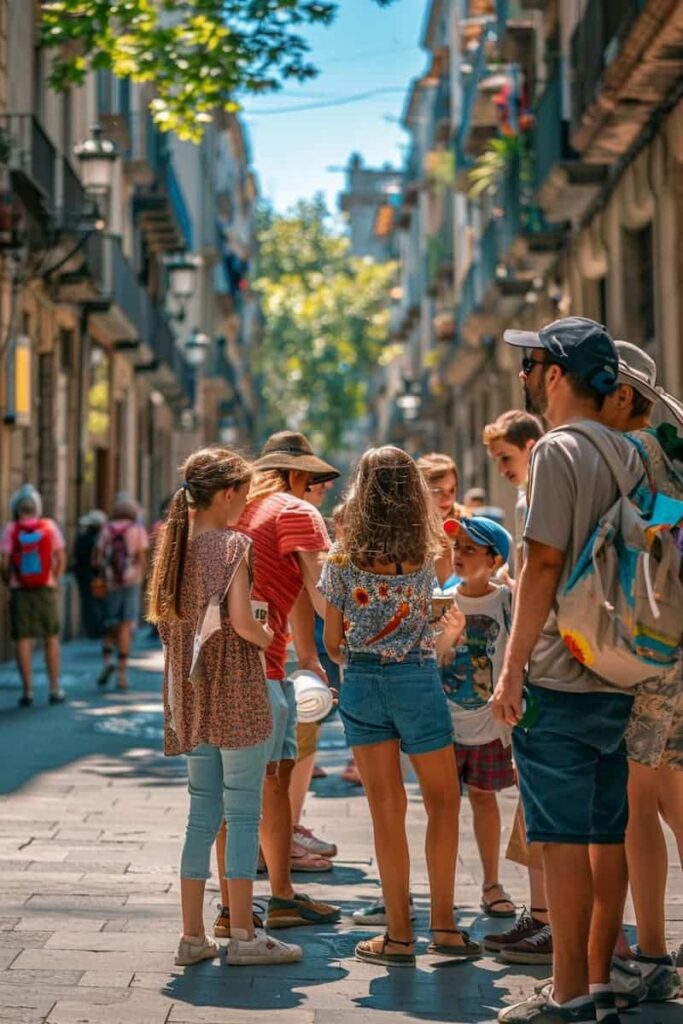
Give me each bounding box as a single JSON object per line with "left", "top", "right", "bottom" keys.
{"left": 180, "top": 740, "right": 269, "bottom": 881}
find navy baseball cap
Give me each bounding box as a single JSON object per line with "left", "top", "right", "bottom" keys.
{"left": 457, "top": 516, "right": 511, "bottom": 563}
{"left": 504, "top": 316, "right": 619, "bottom": 396}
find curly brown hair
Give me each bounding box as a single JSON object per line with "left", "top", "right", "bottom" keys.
{"left": 147, "top": 447, "right": 252, "bottom": 623}
{"left": 341, "top": 446, "right": 443, "bottom": 568}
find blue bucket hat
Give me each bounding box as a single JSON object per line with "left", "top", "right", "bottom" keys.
{"left": 504, "top": 316, "right": 619, "bottom": 396}
{"left": 457, "top": 516, "right": 511, "bottom": 563}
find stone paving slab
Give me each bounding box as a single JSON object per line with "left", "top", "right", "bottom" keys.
{"left": 0, "top": 637, "right": 681, "bottom": 1024}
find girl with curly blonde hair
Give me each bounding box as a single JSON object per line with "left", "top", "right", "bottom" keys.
{"left": 319, "top": 446, "right": 480, "bottom": 967}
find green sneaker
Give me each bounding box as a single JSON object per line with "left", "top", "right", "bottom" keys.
{"left": 267, "top": 892, "right": 341, "bottom": 928}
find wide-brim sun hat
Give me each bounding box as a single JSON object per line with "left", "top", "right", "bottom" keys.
{"left": 615, "top": 340, "right": 683, "bottom": 430}
{"left": 253, "top": 431, "right": 340, "bottom": 484}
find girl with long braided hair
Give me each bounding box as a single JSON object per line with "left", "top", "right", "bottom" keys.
{"left": 148, "top": 446, "right": 301, "bottom": 968}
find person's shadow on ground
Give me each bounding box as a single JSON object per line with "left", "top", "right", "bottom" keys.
{"left": 163, "top": 927, "right": 348, "bottom": 1012}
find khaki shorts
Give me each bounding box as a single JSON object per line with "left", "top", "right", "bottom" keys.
{"left": 626, "top": 662, "right": 683, "bottom": 771}
{"left": 505, "top": 798, "right": 544, "bottom": 870}
{"left": 9, "top": 587, "right": 60, "bottom": 640}
{"left": 296, "top": 721, "right": 321, "bottom": 763}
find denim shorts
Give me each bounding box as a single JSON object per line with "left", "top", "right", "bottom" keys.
{"left": 266, "top": 679, "right": 298, "bottom": 763}
{"left": 340, "top": 652, "right": 453, "bottom": 755}
{"left": 512, "top": 685, "right": 634, "bottom": 845}
{"left": 104, "top": 585, "right": 140, "bottom": 627}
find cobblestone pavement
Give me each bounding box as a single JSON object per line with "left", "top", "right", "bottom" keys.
{"left": 0, "top": 636, "right": 680, "bottom": 1023}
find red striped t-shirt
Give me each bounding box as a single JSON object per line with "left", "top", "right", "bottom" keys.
{"left": 238, "top": 492, "right": 330, "bottom": 680}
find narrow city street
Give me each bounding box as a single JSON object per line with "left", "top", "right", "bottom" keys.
{"left": 0, "top": 639, "right": 680, "bottom": 1024}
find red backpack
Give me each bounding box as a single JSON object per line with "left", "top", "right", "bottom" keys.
{"left": 103, "top": 521, "right": 133, "bottom": 586}
{"left": 11, "top": 519, "right": 53, "bottom": 589}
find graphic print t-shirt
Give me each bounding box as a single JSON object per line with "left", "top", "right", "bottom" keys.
{"left": 441, "top": 584, "right": 511, "bottom": 745}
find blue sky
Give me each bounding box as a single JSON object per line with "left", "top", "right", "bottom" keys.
{"left": 241, "top": 0, "right": 428, "bottom": 214}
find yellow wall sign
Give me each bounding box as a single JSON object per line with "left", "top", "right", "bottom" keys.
{"left": 4, "top": 333, "right": 31, "bottom": 427}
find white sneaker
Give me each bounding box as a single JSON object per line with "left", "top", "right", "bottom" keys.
{"left": 175, "top": 934, "right": 219, "bottom": 966}
{"left": 292, "top": 824, "right": 337, "bottom": 859}
{"left": 352, "top": 894, "right": 415, "bottom": 925}
{"left": 227, "top": 928, "right": 303, "bottom": 965}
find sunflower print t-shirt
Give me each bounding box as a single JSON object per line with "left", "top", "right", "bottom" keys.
{"left": 318, "top": 544, "right": 436, "bottom": 661}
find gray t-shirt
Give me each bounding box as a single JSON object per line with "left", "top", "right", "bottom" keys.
{"left": 523, "top": 419, "right": 644, "bottom": 694}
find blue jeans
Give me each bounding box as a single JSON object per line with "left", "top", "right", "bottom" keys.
{"left": 180, "top": 741, "right": 269, "bottom": 880}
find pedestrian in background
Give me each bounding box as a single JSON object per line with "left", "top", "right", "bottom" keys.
{"left": 148, "top": 446, "right": 301, "bottom": 967}
{"left": 0, "top": 484, "right": 66, "bottom": 707}
{"left": 95, "top": 497, "right": 149, "bottom": 692}
{"left": 320, "top": 445, "right": 480, "bottom": 967}
{"left": 72, "top": 510, "right": 107, "bottom": 639}
{"left": 440, "top": 517, "right": 516, "bottom": 922}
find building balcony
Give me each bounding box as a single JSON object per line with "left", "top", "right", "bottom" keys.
{"left": 495, "top": 0, "right": 535, "bottom": 66}
{"left": 455, "top": 35, "right": 500, "bottom": 168}
{"left": 534, "top": 63, "right": 607, "bottom": 221}
{"left": 126, "top": 112, "right": 193, "bottom": 252}
{"left": 0, "top": 114, "right": 57, "bottom": 222}
{"left": 76, "top": 233, "right": 187, "bottom": 397}
{"left": 570, "top": 0, "right": 682, "bottom": 161}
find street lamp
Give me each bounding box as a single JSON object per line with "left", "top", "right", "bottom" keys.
{"left": 74, "top": 125, "right": 118, "bottom": 229}
{"left": 396, "top": 377, "right": 422, "bottom": 422}
{"left": 183, "top": 328, "right": 211, "bottom": 368}
{"left": 165, "top": 251, "right": 202, "bottom": 321}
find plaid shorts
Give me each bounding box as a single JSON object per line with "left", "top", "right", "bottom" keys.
{"left": 455, "top": 738, "right": 515, "bottom": 791}
{"left": 626, "top": 660, "right": 683, "bottom": 770}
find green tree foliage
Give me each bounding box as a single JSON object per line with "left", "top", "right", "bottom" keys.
{"left": 255, "top": 197, "right": 397, "bottom": 452}
{"left": 41, "top": 1, "right": 393, "bottom": 141}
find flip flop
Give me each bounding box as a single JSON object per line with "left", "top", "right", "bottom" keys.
{"left": 355, "top": 933, "right": 415, "bottom": 967}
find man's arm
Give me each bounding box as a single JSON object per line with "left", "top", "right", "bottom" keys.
{"left": 289, "top": 586, "right": 329, "bottom": 684}
{"left": 52, "top": 548, "right": 67, "bottom": 581}
{"left": 491, "top": 539, "right": 564, "bottom": 726}
{"left": 296, "top": 549, "right": 327, "bottom": 618}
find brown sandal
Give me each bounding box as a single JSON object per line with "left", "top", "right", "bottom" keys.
{"left": 355, "top": 932, "right": 416, "bottom": 967}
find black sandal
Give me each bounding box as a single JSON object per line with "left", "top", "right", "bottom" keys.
{"left": 481, "top": 882, "right": 516, "bottom": 918}
{"left": 427, "top": 927, "right": 482, "bottom": 959}
{"left": 355, "top": 932, "right": 416, "bottom": 967}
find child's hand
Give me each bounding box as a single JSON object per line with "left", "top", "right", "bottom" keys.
{"left": 439, "top": 605, "right": 465, "bottom": 643}
{"left": 261, "top": 623, "right": 274, "bottom": 649}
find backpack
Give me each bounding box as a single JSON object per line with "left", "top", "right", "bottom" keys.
{"left": 11, "top": 518, "right": 53, "bottom": 589}
{"left": 557, "top": 423, "right": 683, "bottom": 688}
{"left": 102, "top": 522, "right": 133, "bottom": 587}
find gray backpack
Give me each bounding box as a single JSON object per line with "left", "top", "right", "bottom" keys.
{"left": 556, "top": 423, "right": 683, "bottom": 688}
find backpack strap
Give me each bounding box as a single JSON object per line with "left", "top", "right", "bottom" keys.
{"left": 561, "top": 422, "right": 648, "bottom": 498}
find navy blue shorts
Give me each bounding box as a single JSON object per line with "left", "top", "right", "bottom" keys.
{"left": 512, "top": 685, "right": 634, "bottom": 845}
{"left": 340, "top": 653, "right": 453, "bottom": 755}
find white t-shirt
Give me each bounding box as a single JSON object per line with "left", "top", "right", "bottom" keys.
{"left": 441, "top": 583, "right": 512, "bottom": 745}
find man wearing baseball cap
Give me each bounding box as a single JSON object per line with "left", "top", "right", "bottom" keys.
{"left": 214, "top": 431, "right": 342, "bottom": 942}
{"left": 491, "top": 317, "right": 644, "bottom": 1024}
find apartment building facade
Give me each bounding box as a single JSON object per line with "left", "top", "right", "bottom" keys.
{"left": 385, "top": 0, "right": 683, "bottom": 519}
{"left": 0, "top": 0, "right": 260, "bottom": 645}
